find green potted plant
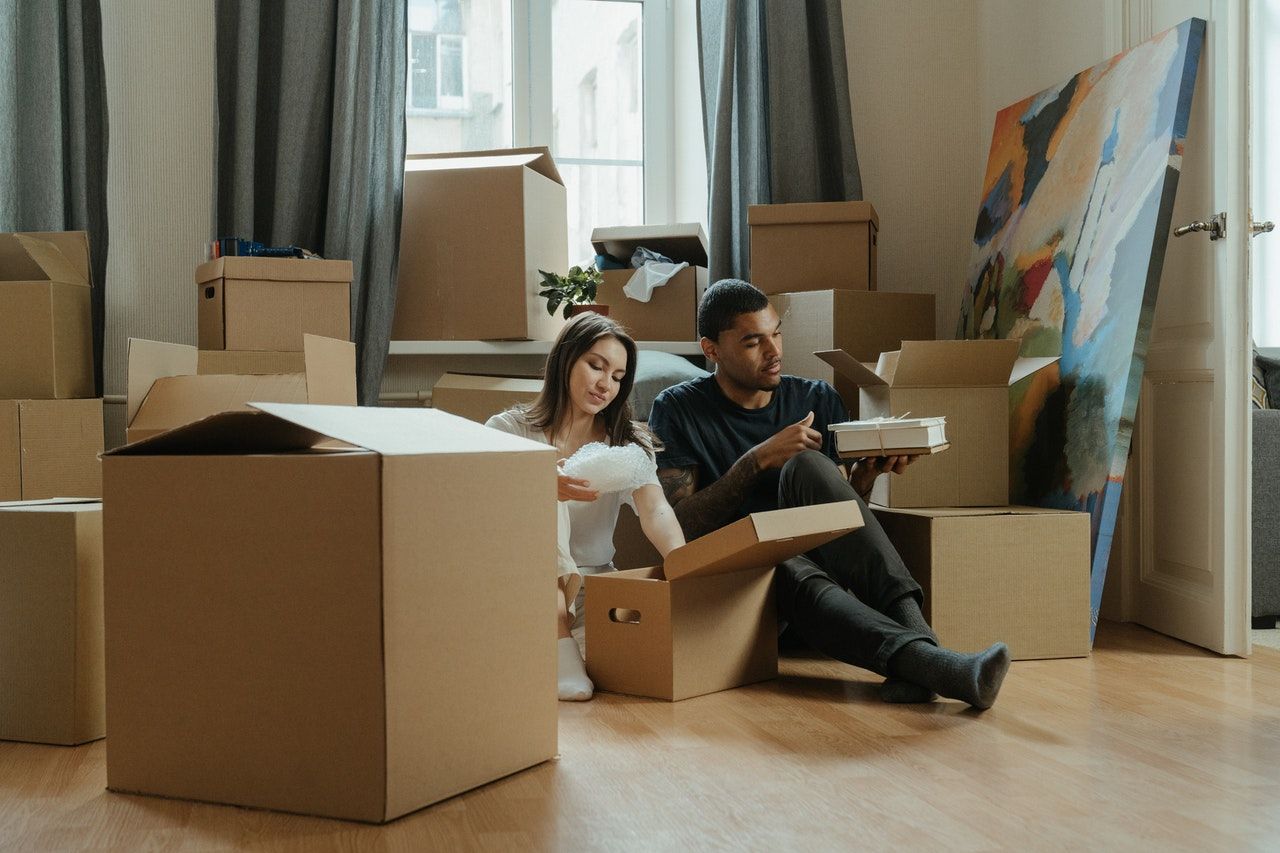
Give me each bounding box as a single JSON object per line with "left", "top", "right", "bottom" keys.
{"left": 538, "top": 265, "right": 608, "bottom": 319}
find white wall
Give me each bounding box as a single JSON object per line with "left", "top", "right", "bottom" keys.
{"left": 101, "top": 1, "right": 215, "bottom": 448}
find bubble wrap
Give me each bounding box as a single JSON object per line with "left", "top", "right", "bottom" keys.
{"left": 560, "top": 442, "right": 654, "bottom": 494}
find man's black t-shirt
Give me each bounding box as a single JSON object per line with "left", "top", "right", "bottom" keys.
{"left": 649, "top": 374, "right": 848, "bottom": 519}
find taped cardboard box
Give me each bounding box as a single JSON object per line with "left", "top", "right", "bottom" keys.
{"left": 0, "top": 499, "right": 104, "bottom": 745}
{"left": 773, "top": 289, "right": 934, "bottom": 416}
{"left": 0, "top": 399, "right": 103, "bottom": 501}
{"left": 747, "top": 201, "right": 878, "bottom": 295}
{"left": 591, "top": 223, "right": 709, "bottom": 341}
{"left": 873, "top": 505, "right": 1090, "bottom": 660}
{"left": 196, "top": 256, "right": 352, "bottom": 351}
{"left": 0, "top": 232, "right": 94, "bottom": 399}
{"left": 817, "top": 340, "right": 1057, "bottom": 508}
{"left": 124, "top": 334, "right": 356, "bottom": 444}
{"left": 394, "top": 147, "right": 568, "bottom": 341}
{"left": 587, "top": 500, "right": 863, "bottom": 701}
{"left": 102, "top": 404, "right": 559, "bottom": 823}
{"left": 433, "top": 372, "right": 543, "bottom": 424}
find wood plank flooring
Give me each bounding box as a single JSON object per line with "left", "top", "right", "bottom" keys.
{"left": 2, "top": 621, "right": 1279, "bottom": 851}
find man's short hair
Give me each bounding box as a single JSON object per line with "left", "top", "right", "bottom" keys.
{"left": 697, "top": 278, "right": 769, "bottom": 340}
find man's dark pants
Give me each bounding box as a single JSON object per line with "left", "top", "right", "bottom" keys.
{"left": 773, "top": 451, "right": 934, "bottom": 676}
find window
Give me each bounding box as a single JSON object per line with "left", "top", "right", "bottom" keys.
{"left": 406, "top": 0, "right": 673, "bottom": 264}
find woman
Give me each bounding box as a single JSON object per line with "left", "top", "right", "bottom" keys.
{"left": 486, "top": 313, "right": 685, "bottom": 701}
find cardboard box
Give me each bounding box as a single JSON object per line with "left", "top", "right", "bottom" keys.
{"left": 591, "top": 223, "right": 709, "bottom": 341}
{"left": 0, "top": 499, "right": 105, "bottom": 745}
{"left": 196, "top": 349, "right": 308, "bottom": 376}
{"left": 102, "top": 403, "right": 559, "bottom": 823}
{"left": 747, "top": 201, "right": 878, "bottom": 294}
{"left": 125, "top": 334, "right": 356, "bottom": 444}
{"left": 0, "top": 232, "right": 94, "bottom": 399}
{"left": 432, "top": 372, "right": 543, "bottom": 424}
{"left": 0, "top": 399, "right": 103, "bottom": 501}
{"left": 774, "top": 289, "right": 934, "bottom": 416}
{"left": 817, "top": 341, "right": 1057, "bottom": 507}
{"left": 587, "top": 500, "right": 863, "bottom": 701}
{"left": 873, "top": 505, "right": 1090, "bottom": 660}
{"left": 394, "top": 147, "right": 568, "bottom": 341}
{"left": 196, "top": 257, "right": 352, "bottom": 351}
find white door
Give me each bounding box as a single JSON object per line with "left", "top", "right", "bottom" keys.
{"left": 1108, "top": 0, "right": 1252, "bottom": 655}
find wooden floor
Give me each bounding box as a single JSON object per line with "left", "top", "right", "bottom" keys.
{"left": 3, "top": 622, "right": 1279, "bottom": 851}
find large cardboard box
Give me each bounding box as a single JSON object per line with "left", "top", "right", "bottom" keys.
{"left": 0, "top": 499, "right": 105, "bottom": 745}
{"left": 587, "top": 500, "right": 863, "bottom": 701}
{"left": 774, "top": 289, "right": 934, "bottom": 416}
{"left": 0, "top": 399, "right": 103, "bottom": 501}
{"left": 747, "top": 201, "right": 878, "bottom": 295}
{"left": 195, "top": 349, "right": 307, "bottom": 376}
{"left": 102, "top": 403, "right": 559, "bottom": 823}
{"left": 196, "top": 257, "right": 352, "bottom": 351}
{"left": 0, "top": 232, "right": 94, "bottom": 399}
{"left": 873, "top": 505, "right": 1090, "bottom": 660}
{"left": 125, "top": 334, "right": 356, "bottom": 444}
{"left": 394, "top": 147, "right": 568, "bottom": 341}
{"left": 817, "top": 341, "right": 1057, "bottom": 508}
{"left": 432, "top": 372, "right": 543, "bottom": 423}
{"left": 591, "top": 223, "right": 709, "bottom": 341}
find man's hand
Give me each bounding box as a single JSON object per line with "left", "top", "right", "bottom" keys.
{"left": 847, "top": 454, "right": 916, "bottom": 500}
{"left": 751, "top": 411, "right": 823, "bottom": 470}
{"left": 557, "top": 461, "right": 599, "bottom": 502}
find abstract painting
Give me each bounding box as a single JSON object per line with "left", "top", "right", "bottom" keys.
{"left": 956, "top": 19, "right": 1205, "bottom": 638}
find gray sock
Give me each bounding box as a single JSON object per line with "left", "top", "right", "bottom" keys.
{"left": 885, "top": 595, "right": 937, "bottom": 642}
{"left": 879, "top": 678, "right": 936, "bottom": 704}
{"left": 888, "top": 640, "right": 1010, "bottom": 710}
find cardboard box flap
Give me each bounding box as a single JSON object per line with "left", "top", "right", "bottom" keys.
{"left": 302, "top": 335, "right": 358, "bottom": 405}
{"left": 405, "top": 146, "right": 564, "bottom": 186}
{"left": 126, "top": 338, "right": 199, "bottom": 426}
{"left": 131, "top": 374, "right": 308, "bottom": 435}
{"left": 879, "top": 505, "right": 1072, "bottom": 519}
{"left": 814, "top": 350, "right": 888, "bottom": 387}
{"left": 16, "top": 231, "right": 91, "bottom": 284}
{"left": 106, "top": 410, "right": 334, "bottom": 457}
{"left": 0, "top": 234, "right": 88, "bottom": 285}
{"left": 663, "top": 501, "right": 863, "bottom": 582}
{"left": 747, "top": 201, "right": 879, "bottom": 228}
{"left": 590, "top": 223, "right": 709, "bottom": 267}
{"left": 250, "top": 402, "right": 557, "bottom": 456}
{"left": 195, "top": 257, "right": 354, "bottom": 285}
{"left": 889, "top": 340, "right": 1021, "bottom": 388}
{"left": 1009, "top": 355, "right": 1060, "bottom": 386}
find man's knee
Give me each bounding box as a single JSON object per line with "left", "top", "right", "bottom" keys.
{"left": 779, "top": 450, "right": 850, "bottom": 507}
{"left": 780, "top": 450, "right": 836, "bottom": 488}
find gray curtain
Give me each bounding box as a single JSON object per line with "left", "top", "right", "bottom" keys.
{"left": 0, "top": 0, "right": 109, "bottom": 395}
{"left": 215, "top": 0, "right": 406, "bottom": 405}
{"left": 698, "top": 0, "right": 862, "bottom": 283}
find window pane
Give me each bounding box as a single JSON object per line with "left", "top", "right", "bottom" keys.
{"left": 406, "top": 0, "right": 512, "bottom": 153}
{"left": 562, "top": 163, "right": 644, "bottom": 265}
{"left": 552, "top": 1, "right": 643, "bottom": 161}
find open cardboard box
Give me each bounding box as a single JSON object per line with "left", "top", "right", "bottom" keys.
{"left": 747, "top": 201, "right": 878, "bottom": 295}
{"left": 0, "top": 399, "right": 103, "bottom": 501}
{"left": 817, "top": 340, "right": 1057, "bottom": 507}
{"left": 0, "top": 232, "right": 94, "bottom": 399}
{"left": 394, "top": 147, "right": 568, "bottom": 341}
{"left": 432, "top": 372, "right": 543, "bottom": 424}
{"left": 587, "top": 500, "right": 863, "bottom": 701}
{"left": 124, "top": 334, "right": 356, "bottom": 444}
{"left": 102, "top": 403, "right": 558, "bottom": 822}
{"left": 590, "top": 223, "right": 709, "bottom": 341}
{"left": 196, "top": 257, "right": 352, "bottom": 351}
{"left": 0, "top": 498, "right": 104, "bottom": 745}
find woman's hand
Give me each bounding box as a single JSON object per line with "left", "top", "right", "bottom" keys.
{"left": 557, "top": 461, "right": 599, "bottom": 502}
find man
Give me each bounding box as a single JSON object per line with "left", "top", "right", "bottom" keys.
{"left": 649, "top": 279, "right": 1010, "bottom": 708}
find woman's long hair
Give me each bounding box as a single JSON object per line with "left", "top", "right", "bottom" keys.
{"left": 519, "top": 312, "right": 656, "bottom": 457}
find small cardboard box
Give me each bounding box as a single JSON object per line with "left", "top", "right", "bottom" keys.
{"left": 0, "top": 232, "right": 94, "bottom": 399}
{"left": 873, "top": 505, "right": 1090, "bottom": 660}
{"left": 774, "top": 289, "right": 934, "bottom": 416}
{"left": 590, "top": 223, "right": 709, "bottom": 341}
{"left": 0, "top": 399, "right": 103, "bottom": 501}
{"left": 102, "top": 403, "right": 559, "bottom": 823}
{"left": 125, "top": 334, "right": 356, "bottom": 444}
{"left": 195, "top": 349, "right": 308, "bottom": 375}
{"left": 747, "top": 201, "right": 878, "bottom": 295}
{"left": 394, "top": 147, "right": 569, "bottom": 341}
{"left": 0, "top": 499, "right": 105, "bottom": 745}
{"left": 196, "top": 256, "right": 352, "bottom": 351}
{"left": 587, "top": 500, "right": 863, "bottom": 701}
{"left": 433, "top": 372, "right": 543, "bottom": 423}
{"left": 817, "top": 341, "right": 1057, "bottom": 508}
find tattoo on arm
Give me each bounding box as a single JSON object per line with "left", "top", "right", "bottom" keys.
{"left": 658, "top": 467, "right": 697, "bottom": 504}
{"left": 666, "top": 451, "right": 763, "bottom": 541}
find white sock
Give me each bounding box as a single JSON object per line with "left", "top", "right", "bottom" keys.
{"left": 558, "top": 637, "right": 594, "bottom": 702}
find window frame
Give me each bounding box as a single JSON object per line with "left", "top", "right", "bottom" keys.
{"left": 406, "top": 29, "right": 470, "bottom": 117}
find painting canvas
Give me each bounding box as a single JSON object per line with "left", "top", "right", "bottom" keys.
{"left": 956, "top": 18, "right": 1206, "bottom": 638}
